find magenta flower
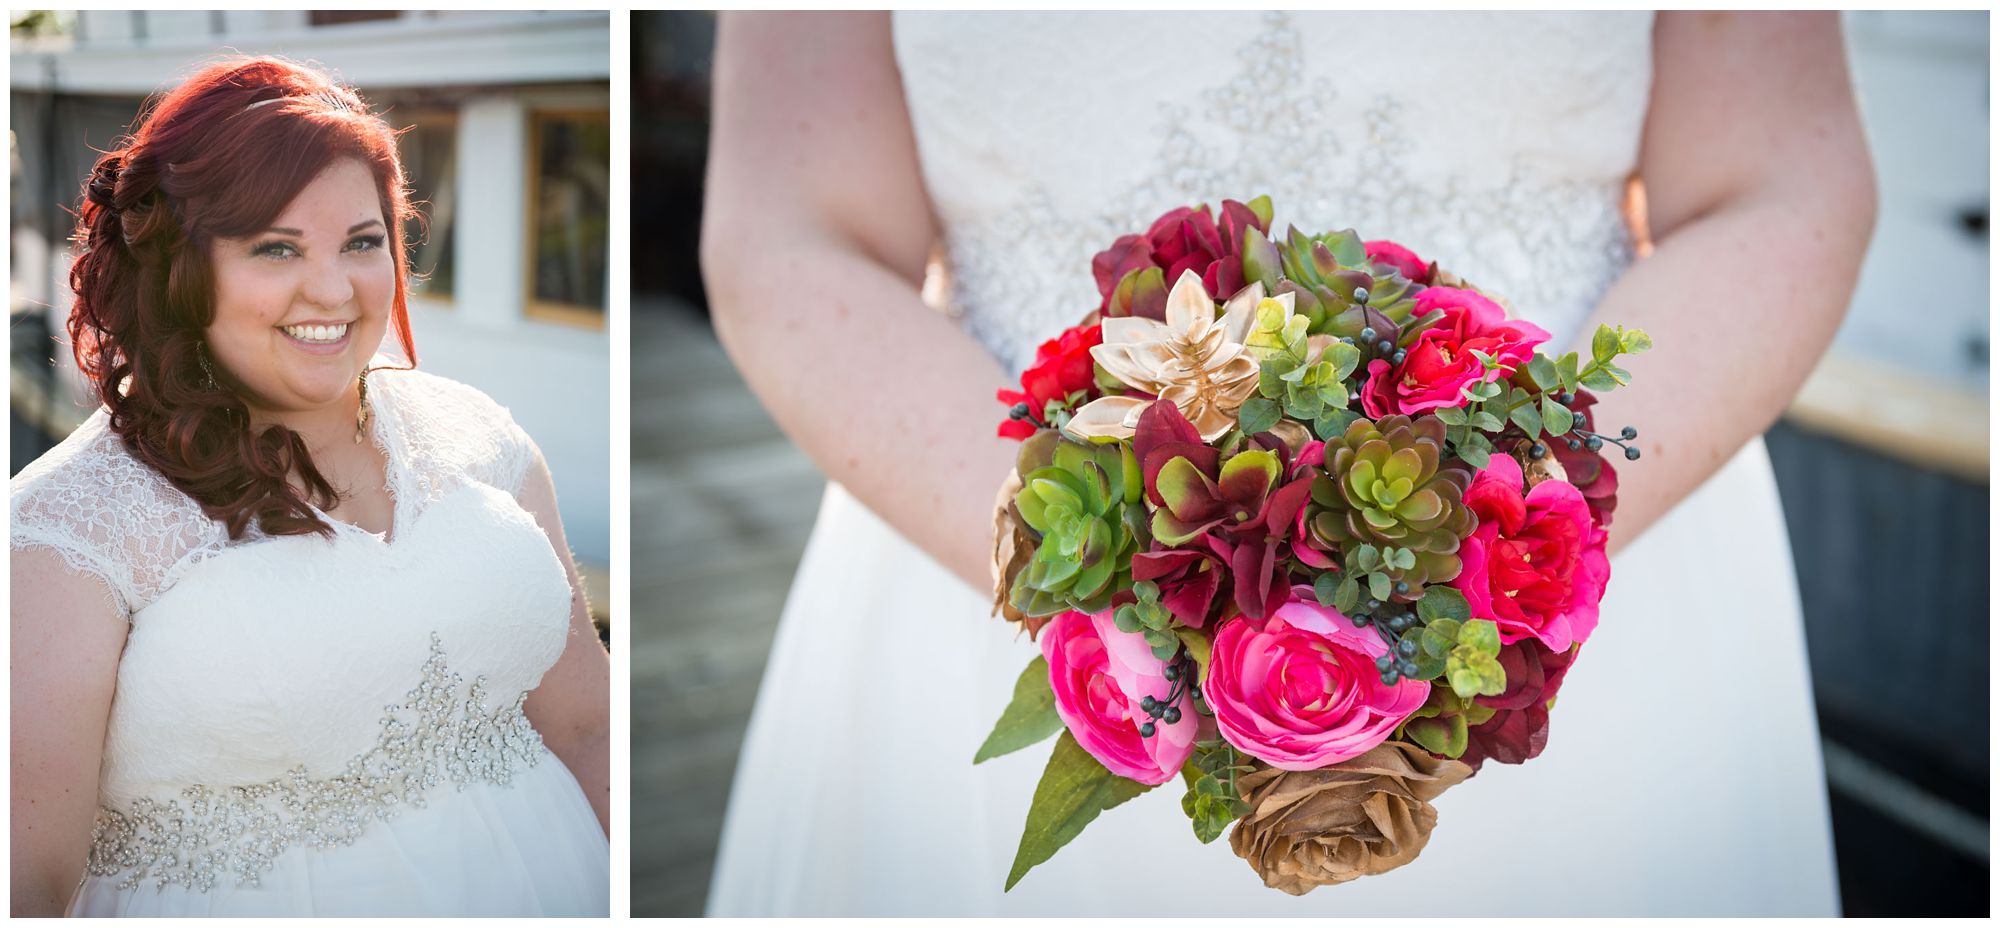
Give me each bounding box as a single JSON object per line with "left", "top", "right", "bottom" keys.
{"left": 1041, "top": 609, "right": 1199, "bottom": 785}
{"left": 1203, "top": 591, "right": 1430, "bottom": 770}
{"left": 1364, "top": 239, "right": 1432, "bottom": 284}
{"left": 1359, "top": 286, "right": 1549, "bottom": 418}
{"left": 1452, "top": 454, "right": 1610, "bottom": 652}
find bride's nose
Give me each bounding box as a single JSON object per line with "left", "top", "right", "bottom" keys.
{"left": 298, "top": 256, "right": 356, "bottom": 311}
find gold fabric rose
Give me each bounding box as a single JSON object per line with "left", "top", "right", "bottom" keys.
{"left": 1228, "top": 740, "right": 1473, "bottom": 895}
{"left": 1064, "top": 270, "right": 1265, "bottom": 442}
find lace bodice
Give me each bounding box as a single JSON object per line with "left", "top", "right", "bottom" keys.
{"left": 891, "top": 11, "right": 1655, "bottom": 373}
{"left": 10, "top": 365, "right": 537, "bottom": 616}
{"left": 11, "top": 367, "right": 572, "bottom": 893}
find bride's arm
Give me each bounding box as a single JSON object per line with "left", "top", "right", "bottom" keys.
{"left": 519, "top": 452, "right": 612, "bottom": 835}
{"left": 10, "top": 551, "right": 128, "bottom": 915}
{"left": 703, "top": 11, "right": 1017, "bottom": 593}
{"left": 1575, "top": 11, "right": 1876, "bottom": 555}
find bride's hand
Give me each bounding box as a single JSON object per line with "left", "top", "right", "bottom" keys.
{"left": 1581, "top": 11, "right": 1876, "bottom": 555}
{"left": 703, "top": 12, "right": 1018, "bottom": 594}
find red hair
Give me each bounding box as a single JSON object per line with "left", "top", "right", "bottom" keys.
{"left": 68, "top": 56, "right": 419, "bottom": 539}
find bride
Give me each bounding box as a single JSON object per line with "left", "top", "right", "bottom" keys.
{"left": 700, "top": 11, "right": 1875, "bottom": 916}
{"left": 10, "top": 58, "right": 609, "bottom": 916}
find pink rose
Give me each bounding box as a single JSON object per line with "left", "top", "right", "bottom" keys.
{"left": 1364, "top": 239, "right": 1431, "bottom": 284}
{"left": 1359, "top": 287, "right": 1550, "bottom": 418}
{"left": 1203, "top": 591, "right": 1430, "bottom": 771}
{"left": 1452, "top": 455, "right": 1610, "bottom": 652}
{"left": 1041, "top": 609, "right": 1198, "bottom": 785}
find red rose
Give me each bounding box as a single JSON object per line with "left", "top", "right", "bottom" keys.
{"left": 1359, "top": 287, "right": 1550, "bottom": 418}
{"left": 1451, "top": 454, "right": 1609, "bottom": 653}
{"left": 996, "top": 323, "right": 1102, "bottom": 440}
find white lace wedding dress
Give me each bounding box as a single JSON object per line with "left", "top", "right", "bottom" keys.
{"left": 10, "top": 365, "right": 609, "bottom": 916}
{"left": 708, "top": 11, "right": 1838, "bottom": 916}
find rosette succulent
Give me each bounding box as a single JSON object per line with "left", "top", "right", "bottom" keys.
{"left": 1302, "top": 415, "right": 1474, "bottom": 600}
{"left": 1008, "top": 431, "right": 1148, "bottom": 618}
{"left": 1248, "top": 227, "right": 1426, "bottom": 340}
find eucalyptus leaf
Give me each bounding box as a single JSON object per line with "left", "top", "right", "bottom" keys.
{"left": 1509, "top": 401, "right": 1543, "bottom": 438}
{"left": 1334, "top": 576, "right": 1361, "bottom": 613}
{"left": 1527, "top": 355, "right": 1559, "bottom": 391}
{"left": 1238, "top": 397, "right": 1282, "bottom": 435}
{"left": 1416, "top": 586, "right": 1470, "bottom": 623}
{"left": 1313, "top": 572, "right": 1342, "bottom": 607}
{"left": 1558, "top": 352, "right": 1581, "bottom": 393}
{"left": 1368, "top": 571, "right": 1392, "bottom": 602}
{"left": 1006, "top": 731, "right": 1154, "bottom": 891}
{"left": 1591, "top": 324, "right": 1620, "bottom": 364}
{"left": 975, "top": 656, "right": 1064, "bottom": 764}
{"left": 1579, "top": 368, "right": 1620, "bottom": 392}
{"left": 1620, "top": 328, "right": 1654, "bottom": 354}
{"left": 1433, "top": 405, "right": 1468, "bottom": 426}
{"left": 1470, "top": 411, "right": 1505, "bottom": 432}
{"left": 1541, "top": 395, "right": 1574, "bottom": 436}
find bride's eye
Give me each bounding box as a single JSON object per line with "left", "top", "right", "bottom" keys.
{"left": 253, "top": 240, "right": 300, "bottom": 260}
{"left": 344, "top": 234, "right": 386, "bottom": 254}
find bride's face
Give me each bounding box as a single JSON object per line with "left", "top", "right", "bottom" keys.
{"left": 206, "top": 158, "right": 394, "bottom": 417}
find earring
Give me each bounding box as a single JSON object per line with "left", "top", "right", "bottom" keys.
{"left": 355, "top": 369, "right": 370, "bottom": 444}
{"left": 198, "top": 345, "right": 219, "bottom": 390}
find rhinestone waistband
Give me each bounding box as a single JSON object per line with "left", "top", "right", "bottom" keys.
{"left": 85, "top": 633, "right": 546, "bottom": 893}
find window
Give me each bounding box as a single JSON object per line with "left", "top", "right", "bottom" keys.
{"left": 524, "top": 109, "right": 609, "bottom": 327}
{"left": 398, "top": 112, "right": 458, "bottom": 301}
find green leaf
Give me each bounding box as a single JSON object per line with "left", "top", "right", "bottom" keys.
{"left": 1321, "top": 339, "right": 1362, "bottom": 381}
{"left": 1313, "top": 406, "right": 1360, "bottom": 441}
{"left": 1420, "top": 619, "right": 1462, "bottom": 659}
{"left": 1578, "top": 368, "right": 1620, "bottom": 392}
{"left": 1541, "top": 395, "right": 1574, "bottom": 436}
{"left": 1591, "top": 324, "right": 1620, "bottom": 364}
{"left": 1007, "top": 731, "right": 1154, "bottom": 891}
{"left": 1353, "top": 544, "right": 1382, "bottom": 573}
{"left": 975, "top": 657, "right": 1064, "bottom": 764}
{"left": 1384, "top": 547, "right": 1416, "bottom": 571}
{"left": 1402, "top": 713, "right": 1469, "bottom": 758}
{"left": 1606, "top": 364, "right": 1631, "bottom": 386}
{"left": 1368, "top": 571, "right": 1392, "bottom": 602}
{"left": 1333, "top": 576, "right": 1361, "bottom": 613}
{"left": 1238, "top": 397, "right": 1282, "bottom": 435}
{"left": 1527, "top": 355, "right": 1559, "bottom": 391}
{"left": 1446, "top": 652, "right": 1508, "bottom": 699}
{"left": 1557, "top": 352, "right": 1581, "bottom": 393}
{"left": 1619, "top": 327, "right": 1653, "bottom": 354}
{"left": 1470, "top": 410, "right": 1505, "bottom": 432}
{"left": 1456, "top": 431, "right": 1493, "bottom": 469}
{"left": 1509, "top": 400, "right": 1543, "bottom": 439}
{"left": 1408, "top": 647, "right": 1447, "bottom": 681}
{"left": 1433, "top": 405, "right": 1468, "bottom": 426}
{"left": 1111, "top": 605, "right": 1141, "bottom": 634}
{"left": 1313, "top": 572, "right": 1341, "bottom": 607}
{"left": 1416, "top": 586, "right": 1471, "bottom": 623}
{"left": 1457, "top": 618, "right": 1502, "bottom": 658}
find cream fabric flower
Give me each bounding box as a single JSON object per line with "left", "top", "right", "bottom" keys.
{"left": 1064, "top": 270, "right": 1265, "bottom": 442}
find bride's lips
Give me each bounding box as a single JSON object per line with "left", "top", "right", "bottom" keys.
{"left": 278, "top": 320, "right": 354, "bottom": 355}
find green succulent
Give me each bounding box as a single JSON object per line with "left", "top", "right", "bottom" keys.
{"left": 1254, "top": 226, "right": 1427, "bottom": 341}
{"left": 1009, "top": 430, "right": 1148, "bottom": 617}
{"left": 1304, "top": 414, "right": 1474, "bottom": 601}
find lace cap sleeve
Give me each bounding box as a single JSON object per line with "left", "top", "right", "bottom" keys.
{"left": 9, "top": 414, "right": 227, "bottom": 617}
{"left": 374, "top": 368, "right": 539, "bottom": 500}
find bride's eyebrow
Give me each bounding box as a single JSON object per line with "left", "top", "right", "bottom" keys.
{"left": 260, "top": 220, "right": 385, "bottom": 236}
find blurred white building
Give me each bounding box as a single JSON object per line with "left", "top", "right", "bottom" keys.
{"left": 10, "top": 10, "right": 612, "bottom": 567}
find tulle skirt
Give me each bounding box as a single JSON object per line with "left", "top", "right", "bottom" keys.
{"left": 68, "top": 751, "right": 608, "bottom": 917}
{"left": 707, "top": 436, "right": 1840, "bottom": 916}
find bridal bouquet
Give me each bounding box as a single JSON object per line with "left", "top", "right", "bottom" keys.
{"left": 982, "top": 196, "right": 1649, "bottom": 894}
